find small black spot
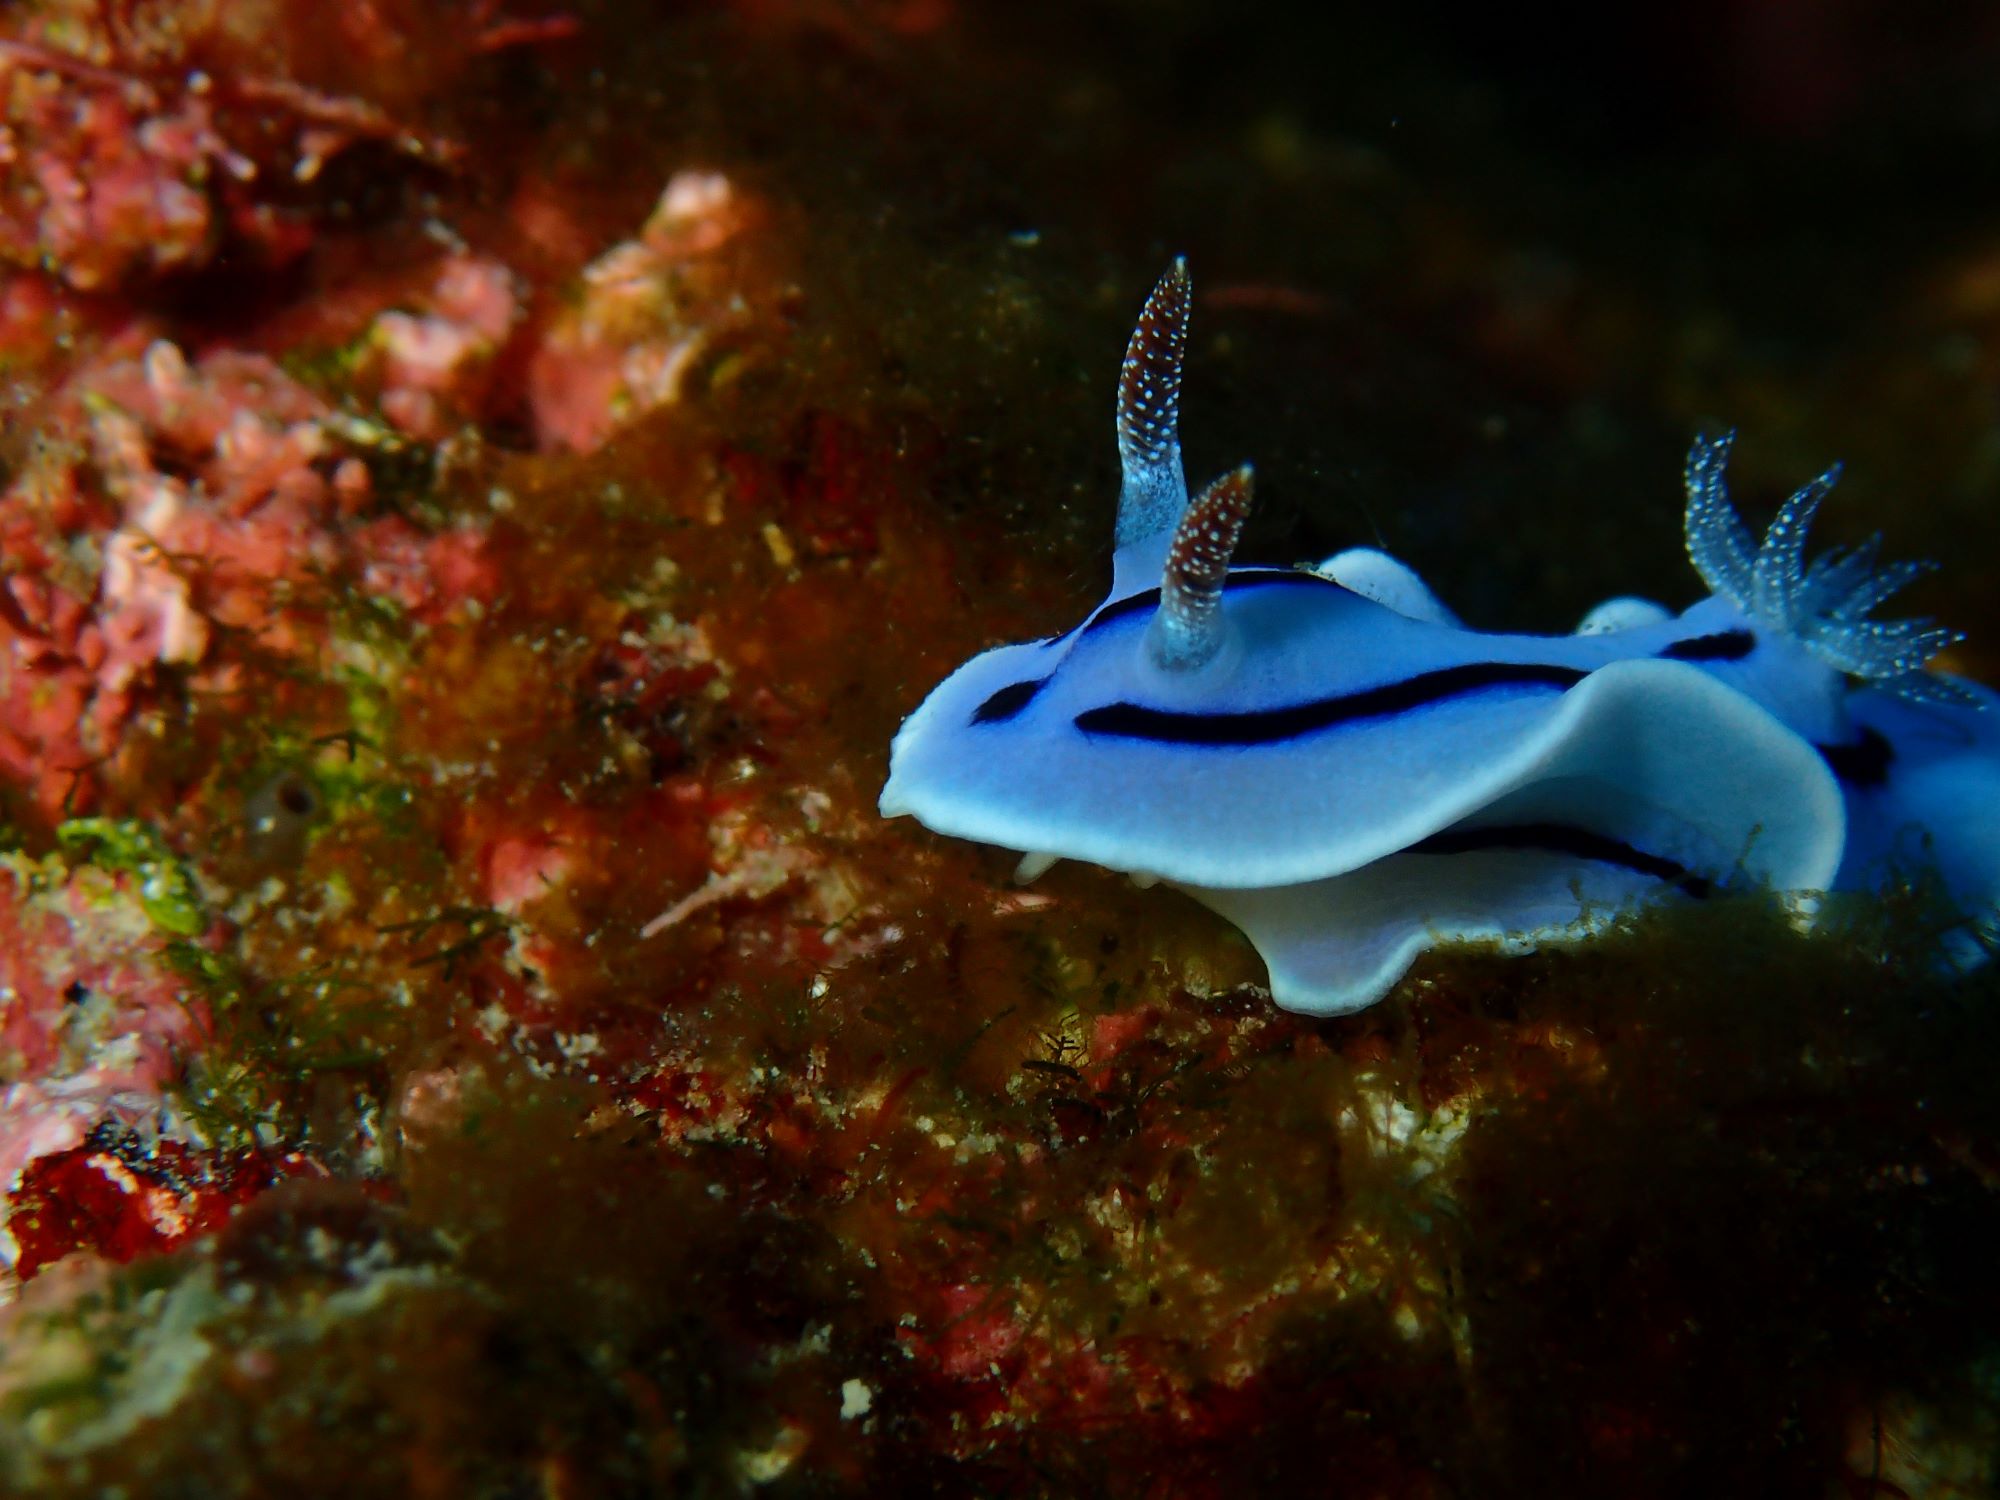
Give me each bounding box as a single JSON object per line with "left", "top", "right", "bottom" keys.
{"left": 972, "top": 677, "right": 1048, "bottom": 725}
{"left": 278, "top": 778, "right": 319, "bottom": 817}
{"left": 1819, "top": 726, "right": 1894, "bottom": 787}
{"left": 244, "top": 769, "right": 325, "bottom": 867}
{"left": 63, "top": 981, "right": 89, "bottom": 1005}
{"left": 1659, "top": 629, "right": 1756, "bottom": 662}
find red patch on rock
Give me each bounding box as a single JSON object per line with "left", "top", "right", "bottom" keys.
{"left": 9, "top": 1138, "right": 316, "bottom": 1281}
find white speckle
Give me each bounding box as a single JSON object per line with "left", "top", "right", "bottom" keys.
{"left": 734, "top": 1419, "right": 809, "bottom": 1484}
{"left": 840, "top": 1378, "right": 873, "bottom": 1419}
{"left": 761, "top": 522, "right": 797, "bottom": 570}
{"left": 554, "top": 1031, "right": 602, "bottom": 1065}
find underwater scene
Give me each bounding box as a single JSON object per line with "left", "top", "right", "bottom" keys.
{"left": 3, "top": 1, "right": 2000, "bottom": 1494}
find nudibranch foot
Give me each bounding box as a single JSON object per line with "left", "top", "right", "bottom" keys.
{"left": 1188, "top": 845, "right": 1689, "bottom": 1016}
{"left": 1176, "top": 655, "right": 1847, "bottom": 1012}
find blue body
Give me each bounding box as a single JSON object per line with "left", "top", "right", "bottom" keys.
{"left": 879, "top": 267, "right": 1997, "bottom": 1013}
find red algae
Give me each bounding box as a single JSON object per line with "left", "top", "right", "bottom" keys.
{"left": 0, "top": 1, "right": 1997, "bottom": 1496}
{"left": 8, "top": 1134, "right": 314, "bottom": 1280}
{"left": 0, "top": 848, "right": 207, "bottom": 1278}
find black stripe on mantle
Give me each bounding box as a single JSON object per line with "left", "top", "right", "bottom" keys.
{"left": 1073, "top": 661, "right": 1588, "bottom": 746}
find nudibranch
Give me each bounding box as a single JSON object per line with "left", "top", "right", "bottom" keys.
{"left": 880, "top": 262, "right": 2000, "bottom": 1013}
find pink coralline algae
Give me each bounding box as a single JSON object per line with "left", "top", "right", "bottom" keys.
{"left": 0, "top": 337, "right": 496, "bottom": 820}
{"left": 368, "top": 255, "right": 525, "bottom": 440}
{"left": 0, "top": 851, "right": 206, "bottom": 1277}
{"left": 483, "top": 821, "right": 585, "bottom": 919}
{"left": 0, "top": 342, "right": 335, "bottom": 815}
{"left": 0, "top": 63, "right": 242, "bottom": 291}
{"left": 0, "top": 572, "right": 129, "bottom": 820}
{"left": 529, "top": 171, "right": 775, "bottom": 453}
{"left": 0, "top": 0, "right": 578, "bottom": 294}
{"left": 353, "top": 515, "right": 503, "bottom": 624}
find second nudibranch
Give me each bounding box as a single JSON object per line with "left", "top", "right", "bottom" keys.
{"left": 879, "top": 262, "right": 2000, "bottom": 1013}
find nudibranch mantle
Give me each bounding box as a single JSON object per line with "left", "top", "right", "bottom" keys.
{"left": 879, "top": 261, "right": 1999, "bottom": 1013}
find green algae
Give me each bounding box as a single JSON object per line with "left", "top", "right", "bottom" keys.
{"left": 54, "top": 818, "right": 206, "bottom": 938}
{"left": 160, "top": 931, "right": 402, "bottom": 1154}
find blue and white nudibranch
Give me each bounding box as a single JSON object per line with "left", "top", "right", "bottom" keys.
{"left": 879, "top": 261, "right": 2000, "bottom": 1013}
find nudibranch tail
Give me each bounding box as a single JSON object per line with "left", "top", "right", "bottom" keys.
{"left": 1114, "top": 258, "right": 1193, "bottom": 552}
{"left": 1683, "top": 433, "right": 1974, "bottom": 706}
{"left": 1149, "top": 463, "right": 1254, "bottom": 670}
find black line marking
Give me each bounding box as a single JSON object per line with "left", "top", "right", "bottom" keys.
{"left": 1408, "top": 822, "right": 1714, "bottom": 898}
{"left": 1658, "top": 629, "right": 1755, "bottom": 662}
{"left": 1817, "top": 726, "right": 1893, "bottom": 788}
{"left": 971, "top": 677, "right": 1048, "bottom": 725}
{"left": 1043, "top": 568, "right": 1351, "bottom": 650}
{"left": 1073, "top": 661, "right": 1587, "bottom": 746}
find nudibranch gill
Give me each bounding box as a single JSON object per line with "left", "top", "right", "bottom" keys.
{"left": 879, "top": 261, "right": 2000, "bottom": 1014}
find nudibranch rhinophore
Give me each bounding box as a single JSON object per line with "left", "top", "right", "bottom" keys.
{"left": 879, "top": 261, "right": 2000, "bottom": 1014}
